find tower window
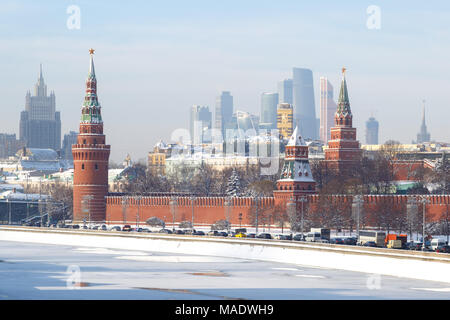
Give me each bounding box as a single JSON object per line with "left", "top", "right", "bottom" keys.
{"left": 95, "top": 163, "right": 98, "bottom": 170}
{"left": 82, "top": 164, "right": 85, "bottom": 170}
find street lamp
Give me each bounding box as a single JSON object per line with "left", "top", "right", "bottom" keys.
{"left": 418, "top": 195, "right": 431, "bottom": 250}
{"left": 122, "top": 196, "right": 128, "bottom": 225}
{"left": 352, "top": 195, "right": 364, "bottom": 241}
{"left": 253, "top": 195, "right": 260, "bottom": 234}
{"left": 298, "top": 196, "right": 308, "bottom": 238}
{"left": 238, "top": 213, "right": 243, "bottom": 229}
{"left": 190, "top": 195, "right": 196, "bottom": 231}
{"left": 225, "top": 196, "right": 232, "bottom": 232}
{"left": 406, "top": 196, "right": 418, "bottom": 242}
{"left": 170, "top": 196, "right": 177, "bottom": 232}
{"left": 135, "top": 195, "right": 142, "bottom": 229}
{"left": 83, "top": 195, "right": 94, "bottom": 227}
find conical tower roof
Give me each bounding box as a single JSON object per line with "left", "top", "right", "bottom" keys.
{"left": 287, "top": 126, "right": 306, "bottom": 146}
{"left": 336, "top": 67, "right": 351, "bottom": 115}
{"left": 81, "top": 49, "right": 102, "bottom": 123}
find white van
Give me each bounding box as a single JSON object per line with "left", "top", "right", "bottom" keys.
{"left": 431, "top": 238, "right": 447, "bottom": 250}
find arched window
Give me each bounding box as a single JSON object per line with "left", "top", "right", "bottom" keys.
{"left": 82, "top": 164, "right": 85, "bottom": 170}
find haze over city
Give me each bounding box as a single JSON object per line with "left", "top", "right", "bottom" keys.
{"left": 1, "top": 0, "right": 449, "bottom": 162}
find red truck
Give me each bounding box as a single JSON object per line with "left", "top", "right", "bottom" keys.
{"left": 385, "top": 234, "right": 408, "bottom": 247}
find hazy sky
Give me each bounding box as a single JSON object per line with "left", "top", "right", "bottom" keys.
{"left": 1, "top": 0, "right": 449, "bottom": 162}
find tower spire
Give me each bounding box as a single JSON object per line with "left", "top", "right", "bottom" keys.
{"left": 81, "top": 48, "right": 102, "bottom": 123}
{"left": 335, "top": 67, "right": 352, "bottom": 127}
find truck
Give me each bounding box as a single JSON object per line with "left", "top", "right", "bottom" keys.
{"left": 384, "top": 234, "right": 408, "bottom": 248}
{"left": 387, "top": 239, "right": 403, "bottom": 249}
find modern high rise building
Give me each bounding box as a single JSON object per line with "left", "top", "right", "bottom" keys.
{"left": 292, "top": 68, "right": 317, "bottom": 140}
{"left": 190, "top": 105, "right": 212, "bottom": 144}
{"left": 19, "top": 64, "right": 61, "bottom": 151}
{"left": 260, "top": 92, "right": 279, "bottom": 130}
{"left": 277, "top": 103, "right": 294, "bottom": 140}
{"left": 416, "top": 102, "right": 431, "bottom": 143}
{"left": 365, "top": 117, "right": 379, "bottom": 145}
{"left": 72, "top": 49, "right": 110, "bottom": 223}
{"left": 215, "top": 91, "right": 233, "bottom": 140}
{"left": 62, "top": 131, "right": 78, "bottom": 160}
{"left": 277, "top": 79, "right": 293, "bottom": 105}
{"left": 319, "top": 77, "right": 337, "bottom": 143}
{"left": 324, "top": 68, "right": 362, "bottom": 173}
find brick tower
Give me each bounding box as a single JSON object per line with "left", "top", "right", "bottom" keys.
{"left": 324, "top": 68, "right": 361, "bottom": 173}
{"left": 72, "top": 49, "right": 110, "bottom": 223}
{"left": 273, "top": 126, "right": 316, "bottom": 204}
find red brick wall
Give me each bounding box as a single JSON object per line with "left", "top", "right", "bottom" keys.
{"left": 105, "top": 194, "right": 450, "bottom": 227}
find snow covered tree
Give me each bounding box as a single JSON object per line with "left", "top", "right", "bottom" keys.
{"left": 226, "top": 168, "right": 242, "bottom": 197}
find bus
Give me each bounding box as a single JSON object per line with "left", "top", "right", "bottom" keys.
{"left": 358, "top": 231, "right": 386, "bottom": 247}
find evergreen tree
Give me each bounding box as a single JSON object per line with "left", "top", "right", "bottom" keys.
{"left": 226, "top": 168, "right": 242, "bottom": 197}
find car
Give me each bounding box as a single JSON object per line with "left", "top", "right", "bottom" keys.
{"left": 235, "top": 232, "right": 246, "bottom": 238}
{"left": 82, "top": 225, "right": 88, "bottom": 229}
{"left": 330, "top": 237, "right": 345, "bottom": 245}
{"left": 110, "top": 226, "right": 121, "bottom": 231}
{"left": 159, "top": 228, "right": 173, "bottom": 234}
{"left": 362, "top": 241, "right": 377, "bottom": 247}
{"left": 435, "top": 245, "right": 450, "bottom": 253}
{"left": 217, "top": 231, "right": 228, "bottom": 237}
{"left": 293, "top": 233, "right": 305, "bottom": 241}
{"left": 257, "top": 233, "right": 272, "bottom": 239}
{"left": 175, "top": 230, "right": 186, "bottom": 235}
{"left": 343, "top": 237, "right": 357, "bottom": 245}
{"left": 92, "top": 226, "right": 99, "bottom": 230}
{"left": 193, "top": 231, "right": 205, "bottom": 236}
{"left": 246, "top": 233, "right": 256, "bottom": 238}
{"left": 275, "top": 234, "right": 292, "bottom": 240}
{"left": 141, "top": 228, "right": 151, "bottom": 233}
{"left": 207, "top": 231, "right": 219, "bottom": 236}
{"left": 184, "top": 229, "right": 195, "bottom": 235}
{"left": 122, "top": 225, "right": 132, "bottom": 232}
{"left": 100, "top": 225, "right": 108, "bottom": 231}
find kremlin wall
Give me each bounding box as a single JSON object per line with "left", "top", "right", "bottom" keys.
{"left": 73, "top": 52, "right": 450, "bottom": 229}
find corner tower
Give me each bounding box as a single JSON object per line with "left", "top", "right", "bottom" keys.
{"left": 72, "top": 49, "right": 110, "bottom": 223}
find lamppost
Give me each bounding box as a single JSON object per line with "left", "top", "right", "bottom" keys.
{"left": 298, "top": 196, "right": 308, "bottom": 238}
{"left": 352, "top": 195, "right": 364, "bottom": 241}
{"left": 136, "top": 195, "right": 142, "bottom": 229}
{"left": 238, "top": 213, "right": 243, "bottom": 229}
{"left": 122, "top": 196, "right": 128, "bottom": 225}
{"left": 190, "top": 195, "right": 196, "bottom": 231}
{"left": 170, "top": 196, "right": 177, "bottom": 232}
{"left": 406, "top": 196, "right": 418, "bottom": 242}
{"left": 83, "top": 195, "right": 94, "bottom": 227}
{"left": 7, "top": 198, "right": 10, "bottom": 225}
{"left": 253, "top": 195, "right": 260, "bottom": 234}
{"left": 418, "top": 195, "right": 431, "bottom": 250}
{"left": 225, "top": 196, "right": 232, "bottom": 232}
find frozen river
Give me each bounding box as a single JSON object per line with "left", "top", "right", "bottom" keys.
{"left": 0, "top": 241, "right": 449, "bottom": 299}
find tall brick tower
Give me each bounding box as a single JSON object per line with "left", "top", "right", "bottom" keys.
{"left": 273, "top": 126, "right": 316, "bottom": 204}
{"left": 72, "top": 49, "right": 110, "bottom": 223}
{"left": 324, "top": 68, "right": 361, "bottom": 173}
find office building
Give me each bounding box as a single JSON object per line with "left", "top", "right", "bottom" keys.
{"left": 19, "top": 64, "right": 61, "bottom": 151}
{"left": 293, "top": 68, "right": 317, "bottom": 140}
{"left": 319, "top": 77, "right": 337, "bottom": 143}
{"left": 365, "top": 117, "right": 379, "bottom": 145}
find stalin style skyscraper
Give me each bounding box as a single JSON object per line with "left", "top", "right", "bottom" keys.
{"left": 72, "top": 49, "right": 110, "bottom": 223}
{"left": 19, "top": 64, "right": 61, "bottom": 151}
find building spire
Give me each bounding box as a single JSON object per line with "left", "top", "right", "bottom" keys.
{"left": 335, "top": 67, "right": 353, "bottom": 127}
{"left": 88, "top": 48, "right": 96, "bottom": 79}
{"left": 34, "top": 63, "right": 47, "bottom": 97}
{"left": 81, "top": 49, "right": 102, "bottom": 123}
